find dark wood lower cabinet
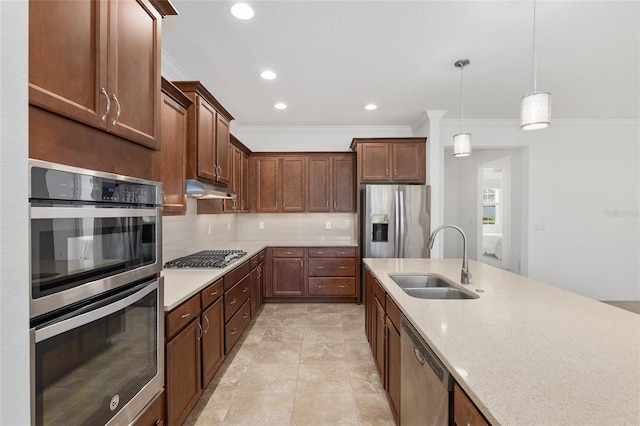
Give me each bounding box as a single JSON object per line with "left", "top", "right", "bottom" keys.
{"left": 166, "top": 319, "right": 201, "bottom": 426}
{"left": 201, "top": 298, "right": 224, "bottom": 388}
{"left": 272, "top": 257, "right": 305, "bottom": 297}
{"left": 386, "top": 315, "right": 401, "bottom": 424}
{"left": 454, "top": 383, "right": 490, "bottom": 426}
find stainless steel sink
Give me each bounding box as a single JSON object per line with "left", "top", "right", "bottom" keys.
{"left": 403, "top": 287, "right": 478, "bottom": 300}
{"left": 389, "top": 274, "right": 455, "bottom": 289}
{"left": 388, "top": 273, "right": 478, "bottom": 300}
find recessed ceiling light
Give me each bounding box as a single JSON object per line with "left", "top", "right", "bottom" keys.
{"left": 230, "top": 3, "right": 254, "bottom": 20}
{"left": 364, "top": 104, "right": 378, "bottom": 110}
{"left": 274, "top": 103, "right": 287, "bottom": 110}
{"left": 260, "top": 70, "right": 277, "bottom": 80}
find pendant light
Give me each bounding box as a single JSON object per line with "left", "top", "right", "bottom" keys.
{"left": 521, "top": 0, "right": 551, "bottom": 130}
{"left": 453, "top": 59, "right": 471, "bottom": 157}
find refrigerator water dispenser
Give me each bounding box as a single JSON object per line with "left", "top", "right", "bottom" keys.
{"left": 371, "top": 214, "right": 388, "bottom": 242}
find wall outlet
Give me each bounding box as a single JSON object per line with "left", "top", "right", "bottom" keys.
{"left": 259, "top": 221, "right": 264, "bottom": 230}
{"left": 207, "top": 224, "right": 212, "bottom": 235}
{"left": 325, "top": 221, "right": 332, "bottom": 230}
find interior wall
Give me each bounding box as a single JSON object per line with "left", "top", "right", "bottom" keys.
{"left": 0, "top": 1, "right": 31, "bottom": 423}
{"left": 443, "top": 148, "right": 525, "bottom": 275}
{"left": 439, "top": 119, "right": 639, "bottom": 301}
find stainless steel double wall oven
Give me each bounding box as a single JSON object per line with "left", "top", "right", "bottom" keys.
{"left": 29, "top": 159, "right": 164, "bottom": 426}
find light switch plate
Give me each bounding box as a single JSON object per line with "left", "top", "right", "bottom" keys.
{"left": 325, "top": 221, "right": 332, "bottom": 230}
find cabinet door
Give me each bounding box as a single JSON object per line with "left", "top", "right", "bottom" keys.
{"left": 454, "top": 383, "right": 490, "bottom": 426}
{"left": 332, "top": 156, "right": 355, "bottom": 212}
{"left": 196, "top": 96, "right": 217, "bottom": 182}
{"left": 360, "top": 143, "right": 391, "bottom": 181}
{"left": 224, "top": 147, "right": 241, "bottom": 212}
{"left": 255, "top": 157, "right": 280, "bottom": 212}
{"left": 374, "top": 297, "right": 386, "bottom": 378}
{"left": 386, "top": 317, "right": 401, "bottom": 425}
{"left": 107, "top": 0, "right": 161, "bottom": 149}
{"left": 282, "top": 157, "right": 306, "bottom": 212}
{"left": 215, "top": 114, "right": 231, "bottom": 185}
{"left": 272, "top": 258, "right": 305, "bottom": 296}
{"left": 250, "top": 267, "right": 260, "bottom": 317}
{"left": 392, "top": 142, "right": 425, "bottom": 182}
{"left": 308, "top": 156, "right": 331, "bottom": 212}
{"left": 166, "top": 319, "right": 202, "bottom": 426}
{"left": 201, "top": 298, "right": 224, "bottom": 387}
{"left": 240, "top": 152, "right": 250, "bottom": 212}
{"left": 29, "top": 0, "right": 107, "bottom": 130}
{"left": 158, "top": 90, "right": 187, "bottom": 215}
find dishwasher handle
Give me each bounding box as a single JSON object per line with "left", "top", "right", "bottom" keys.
{"left": 402, "top": 316, "right": 452, "bottom": 391}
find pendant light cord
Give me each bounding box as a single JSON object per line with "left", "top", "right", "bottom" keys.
{"left": 532, "top": 0, "right": 538, "bottom": 92}
{"left": 460, "top": 64, "right": 464, "bottom": 133}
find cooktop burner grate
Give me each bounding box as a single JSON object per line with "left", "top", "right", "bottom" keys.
{"left": 163, "top": 249, "right": 247, "bottom": 269}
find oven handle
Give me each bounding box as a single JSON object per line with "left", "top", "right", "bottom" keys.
{"left": 30, "top": 206, "right": 158, "bottom": 219}
{"left": 34, "top": 279, "right": 158, "bottom": 343}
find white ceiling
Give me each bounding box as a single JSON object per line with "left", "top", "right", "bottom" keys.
{"left": 162, "top": 1, "right": 640, "bottom": 127}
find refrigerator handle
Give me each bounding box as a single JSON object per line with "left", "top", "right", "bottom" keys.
{"left": 394, "top": 190, "right": 400, "bottom": 257}
{"left": 399, "top": 190, "right": 405, "bottom": 258}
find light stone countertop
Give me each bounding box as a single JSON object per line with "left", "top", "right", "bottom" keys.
{"left": 363, "top": 257, "right": 640, "bottom": 426}
{"left": 163, "top": 240, "right": 357, "bottom": 311}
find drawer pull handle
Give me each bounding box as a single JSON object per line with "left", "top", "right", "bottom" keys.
{"left": 111, "top": 93, "right": 121, "bottom": 126}
{"left": 230, "top": 298, "right": 237, "bottom": 305}
{"left": 204, "top": 315, "right": 210, "bottom": 333}
{"left": 198, "top": 322, "right": 203, "bottom": 340}
{"left": 243, "top": 286, "right": 248, "bottom": 293}
{"left": 243, "top": 313, "right": 249, "bottom": 319}
{"left": 180, "top": 310, "right": 192, "bottom": 319}
{"left": 316, "top": 266, "right": 325, "bottom": 269}
{"left": 338, "top": 285, "right": 348, "bottom": 288}
{"left": 211, "top": 289, "right": 219, "bottom": 296}
{"left": 339, "top": 252, "right": 347, "bottom": 255}
{"left": 317, "top": 251, "right": 325, "bottom": 254}
{"left": 315, "top": 285, "right": 326, "bottom": 288}
{"left": 338, "top": 266, "right": 348, "bottom": 269}
{"left": 230, "top": 328, "right": 237, "bottom": 335}
{"left": 100, "top": 88, "right": 110, "bottom": 122}
{"left": 284, "top": 251, "right": 292, "bottom": 255}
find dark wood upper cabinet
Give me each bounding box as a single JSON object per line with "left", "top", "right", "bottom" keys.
{"left": 282, "top": 157, "right": 307, "bottom": 212}
{"left": 254, "top": 156, "right": 281, "bottom": 213}
{"left": 351, "top": 138, "right": 427, "bottom": 183}
{"left": 154, "top": 78, "right": 191, "bottom": 215}
{"left": 240, "top": 152, "right": 250, "bottom": 212}
{"left": 173, "top": 81, "right": 234, "bottom": 186}
{"left": 29, "top": 0, "right": 164, "bottom": 150}
{"left": 332, "top": 155, "right": 355, "bottom": 211}
{"left": 308, "top": 156, "right": 331, "bottom": 212}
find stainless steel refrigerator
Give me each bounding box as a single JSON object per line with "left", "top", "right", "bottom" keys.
{"left": 360, "top": 184, "right": 431, "bottom": 260}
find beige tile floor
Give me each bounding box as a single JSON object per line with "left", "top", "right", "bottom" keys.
{"left": 184, "top": 303, "right": 394, "bottom": 426}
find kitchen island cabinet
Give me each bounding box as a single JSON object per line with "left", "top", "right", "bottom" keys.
{"left": 363, "top": 258, "right": 640, "bottom": 426}
{"left": 29, "top": 0, "right": 168, "bottom": 150}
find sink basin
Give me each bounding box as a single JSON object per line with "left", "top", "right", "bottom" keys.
{"left": 403, "top": 287, "right": 478, "bottom": 300}
{"left": 388, "top": 273, "right": 479, "bottom": 299}
{"left": 389, "top": 274, "right": 455, "bottom": 289}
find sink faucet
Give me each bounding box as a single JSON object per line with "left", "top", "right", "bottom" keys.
{"left": 427, "top": 224, "right": 472, "bottom": 284}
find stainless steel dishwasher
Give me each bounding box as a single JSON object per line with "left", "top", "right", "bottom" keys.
{"left": 401, "top": 316, "right": 453, "bottom": 426}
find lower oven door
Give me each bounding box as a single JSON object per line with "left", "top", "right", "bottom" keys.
{"left": 31, "top": 277, "right": 164, "bottom": 426}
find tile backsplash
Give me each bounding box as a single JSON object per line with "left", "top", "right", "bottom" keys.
{"left": 162, "top": 199, "right": 356, "bottom": 261}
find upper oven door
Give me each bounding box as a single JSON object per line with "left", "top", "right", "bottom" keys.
{"left": 30, "top": 205, "right": 162, "bottom": 319}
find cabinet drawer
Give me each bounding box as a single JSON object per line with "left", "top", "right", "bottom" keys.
{"left": 258, "top": 249, "right": 266, "bottom": 263}
{"left": 308, "top": 247, "right": 356, "bottom": 258}
{"left": 308, "top": 258, "right": 356, "bottom": 277}
{"left": 250, "top": 254, "right": 259, "bottom": 270}
{"left": 308, "top": 278, "right": 356, "bottom": 296}
{"left": 272, "top": 247, "right": 304, "bottom": 258}
{"left": 385, "top": 294, "right": 402, "bottom": 331}
{"left": 225, "top": 299, "right": 251, "bottom": 354}
{"left": 224, "top": 274, "right": 251, "bottom": 322}
{"left": 201, "top": 278, "right": 223, "bottom": 308}
{"left": 166, "top": 294, "right": 201, "bottom": 339}
{"left": 224, "top": 260, "right": 250, "bottom": 291}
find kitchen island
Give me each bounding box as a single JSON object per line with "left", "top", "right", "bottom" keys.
{"left": 364, "top": 258, "right": 640, "bottom": 425}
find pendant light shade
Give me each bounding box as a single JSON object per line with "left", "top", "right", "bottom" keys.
{"left": 521, "top": 0, "right": 551, "bottom": 130}
{"left": 521, "top": 91, "right": 551, "bottom": 130}
{"left": 453, "top": 133, "right": 472, "bottom": 157}
{"left": 453, "top": 59, "right": 471, "bottom": 157}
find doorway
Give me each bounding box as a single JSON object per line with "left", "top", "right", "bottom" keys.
{"left": 478, "top": 157, "right": 511, "bottom": 270}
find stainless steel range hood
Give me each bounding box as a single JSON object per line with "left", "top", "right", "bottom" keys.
{"left": 186, "top": 179, "right": 236, "bottom": 200}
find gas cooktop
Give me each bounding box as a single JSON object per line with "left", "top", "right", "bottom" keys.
{"left": 163, "top": 249, "right": 247, "bottom": 269}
